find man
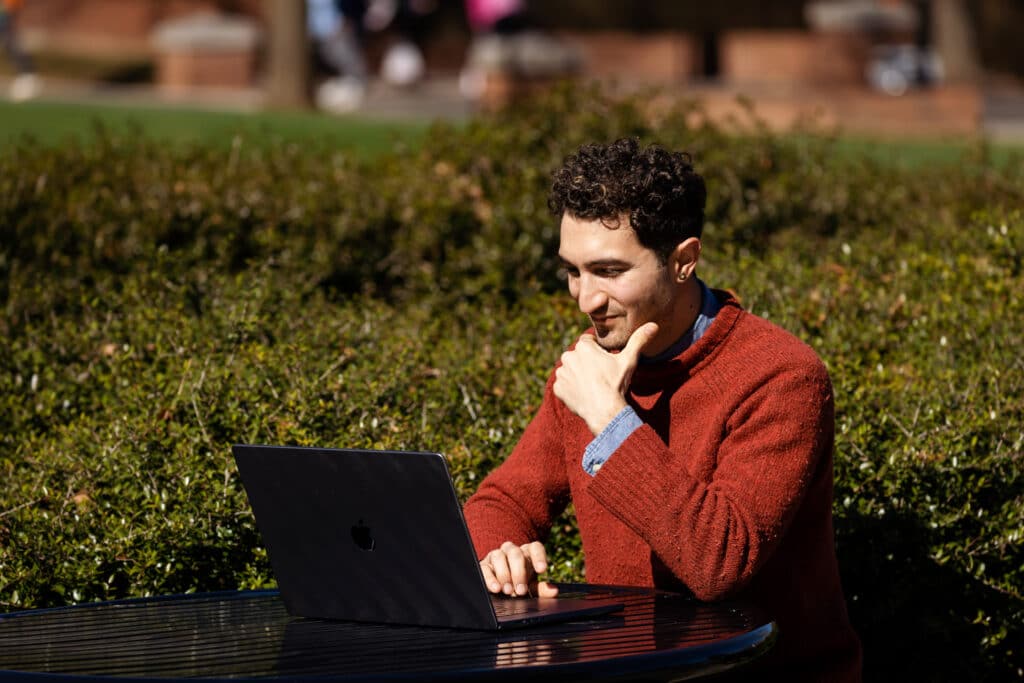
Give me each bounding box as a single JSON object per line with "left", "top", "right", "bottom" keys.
{"left": 462, "top": 138, "right": 862, "bottom": 680}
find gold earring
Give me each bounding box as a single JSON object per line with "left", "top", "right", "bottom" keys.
{"left": 678, "top": 272, "right": 688, "bottom": 282}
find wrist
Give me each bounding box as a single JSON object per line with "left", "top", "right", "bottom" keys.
{"left": 586, "top": 400, "right": 627, "bottom": 436}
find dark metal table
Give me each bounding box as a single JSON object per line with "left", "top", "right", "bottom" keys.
{"left": 0, "top": 584, "right": 775, "bottom": 682}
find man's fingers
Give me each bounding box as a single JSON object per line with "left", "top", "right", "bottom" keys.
{"left": 621, "top": 322, "right": 660, "bottom": 364}
{"left": 521, "top": 541, "right": 549, "bottom": 574}
{"left": 487, "top": 548, "right": 514, "bottom": 594}
{"left": 483, "top": 542, "right": 553, "bottom": 597}
{"left": 501, "top": 541, "right": 532, "bottom": 596}
{"left": 480, "top": 561, "right": 502, "bottom": 594}
{"left": 522, "top": 542, "right": 556, "bottom": 598}
{"left": 535, "top": 581, "right": 560, "bottom": 598}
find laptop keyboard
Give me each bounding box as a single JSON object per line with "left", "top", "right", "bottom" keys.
{"left": 490, "top": 598, "right": 545, "bottom": 617}
{"left": 491, "top": 589, "right": 620, "bottom": 617}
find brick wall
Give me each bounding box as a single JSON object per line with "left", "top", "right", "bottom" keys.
{"left": 720, "top": 30, "right": 868, "bottom": 87}
{"left": 556, "top": 31, "right": 698, "bottom": 87}
{"left": 21, "top": 0, "right": 263, "bottom": 58}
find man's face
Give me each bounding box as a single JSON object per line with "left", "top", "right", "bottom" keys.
{"left": 558, "top": 213, "right": 680, "bottom": 353}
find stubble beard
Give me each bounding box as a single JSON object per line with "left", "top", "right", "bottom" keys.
{"left": 591, "top": 319, "right": 630, "bottom": 351}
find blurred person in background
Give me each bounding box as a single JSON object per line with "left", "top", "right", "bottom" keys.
{"left": 458, "top": 0, "right": 579, "bottom": 101}
{"left": 464, "top": 0, "right": 526, "bottom": 34}
{"left": 365, "top": 0, "right": 435, "bottom": 88}
{"left": 1, "top": 0, "right": 39, "bottom": 101}
{"left": 307, "top": 0, "right": 435, "bottom": 113}
{"left": 307, "top": 0, "right": 368, "bottom": 113}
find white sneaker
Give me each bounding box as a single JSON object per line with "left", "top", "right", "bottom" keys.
{"left": 315, "top": 76, "right": 366, "bottom": 113}
{"left": 381, "top": 41, "right": 425, "bottom": 87}
{"left": 9, "top": 73, "right": 40, "bottom": 102}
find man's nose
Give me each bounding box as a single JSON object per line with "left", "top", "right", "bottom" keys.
{"left": 575, "top": 275, "right": 607, "bottom": 314}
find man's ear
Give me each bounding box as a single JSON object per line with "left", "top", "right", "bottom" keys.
{"left": 671, "top": 237, "right": 702, "bottom": 281}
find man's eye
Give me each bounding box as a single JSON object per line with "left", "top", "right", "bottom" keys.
{"left": 558, "top": 267, "right": 578, "bottom": 280}
{"left": 596, "top": 268, "right": 623, "bottom": 278}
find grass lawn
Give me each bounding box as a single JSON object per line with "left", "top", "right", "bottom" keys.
{"left": 0, "top": 99, "right": 430, "bottom": 156}
{"left": 826, "top": 133, "right": 1023, "bottom": 168}
{"left": 2, "top": 98, "right": 1021, "bottom": 167}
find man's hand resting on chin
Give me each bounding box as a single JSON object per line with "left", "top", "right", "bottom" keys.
{"left": 553, "top": 322, "right": 659, "bottom": 435}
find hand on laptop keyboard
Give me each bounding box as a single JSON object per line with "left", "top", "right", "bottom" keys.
{"left": 480, "top": 541, "right": 559, "bottom": 598}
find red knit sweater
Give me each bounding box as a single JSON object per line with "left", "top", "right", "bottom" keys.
{"left": 464, "top": 291, "right": 862, "bottom": 681}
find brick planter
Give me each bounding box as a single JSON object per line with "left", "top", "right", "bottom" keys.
{"left": 152, "top": 12, "right": 262, "bottom": 91}
{"left": 721, "top": 30, "right": 868, "bottom": 86}
{"left": 556, "top": 31, "right": 698, "bottom": 86}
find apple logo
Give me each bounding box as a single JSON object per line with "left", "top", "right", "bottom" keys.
{"left": 351, "top": 519, "right": 375, "bottom": 551}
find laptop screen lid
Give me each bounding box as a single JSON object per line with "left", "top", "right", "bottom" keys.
{"left": 232, "top": 445, "right": 623, "bottom": 630}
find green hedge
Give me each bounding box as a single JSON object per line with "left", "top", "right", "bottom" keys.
{"left": 1, "top": 85, "right": 1022, "bottom": 681}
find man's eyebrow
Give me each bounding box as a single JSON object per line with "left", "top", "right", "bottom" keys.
{"left": 558, "top": 257, "right": 631, "bottom": 269}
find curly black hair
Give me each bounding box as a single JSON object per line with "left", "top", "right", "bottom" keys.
{"left": 548, "top": 138, "right": 706, "bottom": 262}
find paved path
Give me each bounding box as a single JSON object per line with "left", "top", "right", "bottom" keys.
{"left": 982, "top": 85, "right": 1024, "bottom": 143}
{"left": 3, "top": 73, "right": 1023, "bottom": 143}
{"left": 1, "top": 73, "right": 473, "bottom": 122}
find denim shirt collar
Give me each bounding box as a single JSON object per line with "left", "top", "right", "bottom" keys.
{"left": 640, "top": 278, "right": 721, "bottom": 365}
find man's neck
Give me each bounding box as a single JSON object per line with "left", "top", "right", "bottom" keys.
{"left": 645, "top": 277, "right": 703, "bottom": 358}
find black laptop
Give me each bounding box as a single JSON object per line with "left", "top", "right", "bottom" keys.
{"left": 232, "top": 444, "right": 625, "bottom": 630}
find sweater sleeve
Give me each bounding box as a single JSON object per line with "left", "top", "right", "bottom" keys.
{"left": 462, "top": 374, "right": 572, "bottom": 559}
{"left": 586, "top": 357, "right": 835, "bottom": 601}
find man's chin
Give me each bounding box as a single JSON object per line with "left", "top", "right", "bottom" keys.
{"left": 593, "top": 330, "right": 627, "bottom": 351}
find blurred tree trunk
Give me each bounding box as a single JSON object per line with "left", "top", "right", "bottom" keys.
{"left": 264, "top": 0, "right": 311, "bottom": 109}
{"left": 931, "top": 0, "right": 980, "bottom": 82}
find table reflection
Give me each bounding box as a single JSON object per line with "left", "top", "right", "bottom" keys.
{"left": 0, "top": 586, "right": 774, "bottom": 681}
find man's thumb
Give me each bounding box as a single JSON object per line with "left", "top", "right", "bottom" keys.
{"left": 622, "top": 322, "right": 660, "bottom": 363}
